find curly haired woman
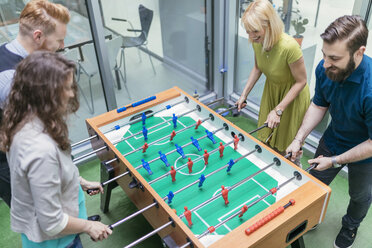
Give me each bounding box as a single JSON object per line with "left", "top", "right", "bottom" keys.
{"left": 0, "top": 51, "right": 112, "bottom": 247}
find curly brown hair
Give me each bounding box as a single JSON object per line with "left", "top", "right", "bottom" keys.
{"left": 0, "top": 51, "right": 79, "bottom": 151}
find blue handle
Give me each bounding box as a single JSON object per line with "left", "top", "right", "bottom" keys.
{"left": 117, "top": 106, "right": 127, "bottom": 113}
{"left": 117, "top": 96, "right": 156, "bottom": 113}
{"left": 132, "top": 96, "right": 156, "bottom": 107}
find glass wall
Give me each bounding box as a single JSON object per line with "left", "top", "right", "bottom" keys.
{"left": 0, "top": 0, "right": 108, "bottom": 144}
{"left": 100, "top": 0, "right": 211, "bottom": 109}
{"left": 0, "top": 0, "right": 214, "bottom": 149}
{"left": 233, "top": 0, "right": 360, "bottom": 138}
{"left": 366, "top": 6, "right": 372, "bottom": 57}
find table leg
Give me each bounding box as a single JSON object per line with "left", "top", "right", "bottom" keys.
{"left": 100, "top": 161, "right": 118, "bottom": 213}
{"left": 291, "top": 236, "right": 305, "bottom": 248}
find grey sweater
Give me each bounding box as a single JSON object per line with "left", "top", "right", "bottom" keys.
{"left": 8, "top": 117, "right": 80, "bottom": 242}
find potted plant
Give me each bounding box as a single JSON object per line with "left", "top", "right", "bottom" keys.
{"left": 291, "top": 16, "right": 308, "bottom": 46}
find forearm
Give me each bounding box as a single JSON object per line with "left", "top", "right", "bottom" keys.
{"left": 60, "top": 215, "right": 90, "bottom": 235}
{"left": 336, "top": 139, "right": 372, "bottom": 164}
{"left": 61, "top": 215, "right": 112, "bottom": 241}
{"left": 79, "top": 176, "right": 88, "bottom": 190}
{"left": 294, "top": 103, "right": 328, "bottom": 142}
{"left": 276, "top": 81, "right": 306, "bottom": 111}
{"left": 79, "top": 176, "right": 103, "bottom": 194}
{"left": 241, "top": 66, "right": 262, "bottom": 99}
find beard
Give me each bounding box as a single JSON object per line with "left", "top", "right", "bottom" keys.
{"left": 325, "top": 57, "right": 356, "bottom": 82}
{"left": 39, "top": 39, "right": 58, "bottom": 53}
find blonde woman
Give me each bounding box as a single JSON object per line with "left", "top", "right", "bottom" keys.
{"left": 236, "top": 0, "right": 310, "bottom": 154}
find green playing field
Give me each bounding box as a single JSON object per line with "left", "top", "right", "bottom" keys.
{"left": 115, "top": 115, "right": 278, "bottom": 236}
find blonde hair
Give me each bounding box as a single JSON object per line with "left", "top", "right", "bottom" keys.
{"left": 19, "top": 0, "right": 70, "bottom": 37}
{"left": 242, "top": 0, "right": 283, "bottom": 51}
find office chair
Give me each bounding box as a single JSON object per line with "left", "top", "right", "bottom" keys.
{"left": 112, "top": 4, "right": 156, "bottom": 84}
{"left": 79, "top": 43, "right": 98, "bottom": 114}
{"left": 61, "top": 48, "right": 95, "bottom": 114}
{"left": 106, "top": 36, "right": 131, "bottom": 99}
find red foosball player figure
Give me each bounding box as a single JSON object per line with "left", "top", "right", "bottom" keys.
{"left": 203, "top": 149, "right": 209, "bottom": 165}
{"left": 170, "top": 166, "right": 177, "bottom": 182}
{"left": 219, "top": 142, "right": 225, "bottom": 158}
{"left": 142, "top": 142, "right": 149, "bottom": 153}
{"left": 187, "top": 158, "right": 193, "bottom": 173}
{"left": 221, "top": 185, "right": 229, "bottom": 205}
{"left": 195, "top": 119, "right": 202, "bottom": 129}
{"left": 233, "top": 135, "right": 240, "bottom": 150}
{"left": 239, "top": 205, "right": 248, "bottom": 217}
{"left": 170, "top": 130, "right": 176, "bottom": 141}
{"left": 184, "top": 206, "right": 193, "bottom": 227}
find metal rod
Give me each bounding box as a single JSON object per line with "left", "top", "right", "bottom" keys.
{"left": 102, "top": 170, "right": 129, "bottom": 187}
{"left": 248, "top": 123, "right": 268, "bottom": 135}
{"left": 72, "top": 145, "right": 107, "bottom": 162}
{"left": 276, "top": 175, "right": 296, "bottom": 191}
{"left": 124, "top": 221, "right": 173, "bottom": 248}
{"left": 106, "top": 157, "right": 118, "bottom": 165}
{"left": 179, "top": 242, "right": 191, "bottom": 248}
{"left": 71, "top": 135, "right": 97, "bottom": 148}
{"left": 305, "top": 163, "right": 318, "bottom": 172}
{"left": 110, "top": 202, "right": 158, "bottom": 229}
{"left": 218, "top": 105, "right": 237, "bottom": 115}
{"left": 204, "top": 97, "right": 224, "bottom": 106}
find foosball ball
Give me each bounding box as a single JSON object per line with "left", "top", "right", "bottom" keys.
{"left": 78, "top": 87, "right": 331, "bottom": 248}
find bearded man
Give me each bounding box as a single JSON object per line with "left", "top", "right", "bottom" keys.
{"left": 286, "top": 15, "right": 372, "bottom": 248}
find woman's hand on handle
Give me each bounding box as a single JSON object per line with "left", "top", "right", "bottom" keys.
{"left": 265, "top": 110, "right": 280, "bottom": 129}
{"left": 86, "top": 221, "right": 112, "bottom": 241}
{"left": 235, "top": 98, "right": 247, "bottom": 112}
{"left": 80, "top": 177, "right": 104, "bottom": 195}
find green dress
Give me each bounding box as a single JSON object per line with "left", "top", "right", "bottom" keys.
{"left": 252, "top": 33, "right": 310, "bottom": 152}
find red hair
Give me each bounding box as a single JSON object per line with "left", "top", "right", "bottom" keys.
{"left": 19, "top": 0, "right": 70, "bottom": 36}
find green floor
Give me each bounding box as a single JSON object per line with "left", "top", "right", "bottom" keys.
{"left": 1, "top": 114, "right": 372, "bottom": 248}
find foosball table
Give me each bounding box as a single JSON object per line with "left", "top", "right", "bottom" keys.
{"left": 82, "top": 87, "right": 331, "bottom": 248}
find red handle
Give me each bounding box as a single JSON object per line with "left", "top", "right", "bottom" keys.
{"left": 245, "top": 206, "right": 284, "bottom": 235}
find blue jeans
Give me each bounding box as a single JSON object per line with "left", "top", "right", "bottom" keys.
{"left": 65, "top": 235, "right": 83, "bottom": 248}
{"left": 310, "top": 137, "right": 372, "bottom": 229}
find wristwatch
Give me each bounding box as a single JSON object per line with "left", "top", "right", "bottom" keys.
{"left": 275, "top": 108, "right": 283, "bottom": 116}
{"left": 331, "top": 156, "right": 342, "bottom": 168}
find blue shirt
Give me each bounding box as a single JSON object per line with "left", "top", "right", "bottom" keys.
{"left": 0, "top": 39, "right": 28, "bottom": 108}
{"left": 20, "top": 186, "right": 88, "bottom": 248}
{"left": 313, "top": 55, "right": 372, "bottom": 164}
